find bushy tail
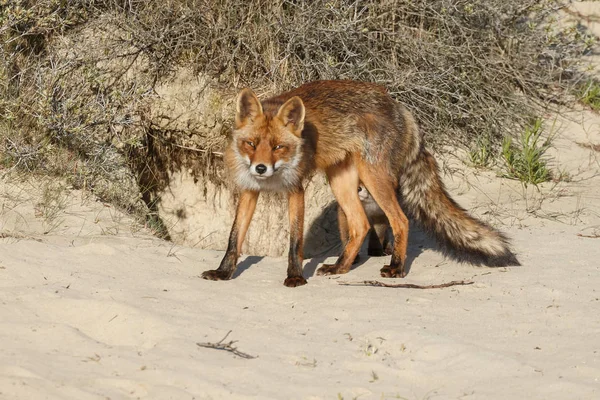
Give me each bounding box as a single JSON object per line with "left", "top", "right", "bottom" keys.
{"left": 398, "top": 149, "right": 520, "bottom": 266}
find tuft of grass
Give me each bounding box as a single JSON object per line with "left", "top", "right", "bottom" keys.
{"left": 34, "top": 181, "right": 68, "bottom": 234}
{"left": 501, "top": 118, "right": 553, "bottom": 185}
{"left": 468, "top": 134, "right": 494, "bottom": 168}
{"left": 579, "top": 80, "right": 600, "bottom": 110}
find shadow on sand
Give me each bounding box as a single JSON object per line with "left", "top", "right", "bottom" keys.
{"left": 303, "top": 201, "right": 440, "bottom": 278}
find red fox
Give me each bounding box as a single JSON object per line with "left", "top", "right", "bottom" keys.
{"left": 202, "top": 80, "right": 519, "bottom": 287}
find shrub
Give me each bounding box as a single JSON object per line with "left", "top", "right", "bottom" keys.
{"left": 0, "top": 0, "right": 593, "bottom": 216}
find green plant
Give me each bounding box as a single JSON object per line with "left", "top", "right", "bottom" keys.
{"left": 501, "top": 118, "right": 552, "bottom": 185}
{"left": 579, "top": 80, "right": 600, "bottom": 110}
{"left": 468, "top": 134, "right": 494, "bottom": 168}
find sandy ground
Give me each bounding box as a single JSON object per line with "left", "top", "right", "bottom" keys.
{"left": 1, "top": 107, "right": 600, "bottom": 400}
{"left": 3, "top": 4, "right": 600, "bottom": 398}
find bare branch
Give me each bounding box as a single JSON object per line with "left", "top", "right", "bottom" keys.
{"left": 338, "top": 280, "right": 475, "bottom": 289}
{"left": 196, "top": 331, "right": 257, "bottom": 360}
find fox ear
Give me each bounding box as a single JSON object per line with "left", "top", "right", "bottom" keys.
{"left": 276, "top": 96, "right": 305, "bottom": 135}
{"left": 235, "top": 88, "right": 263, "bottom": 128}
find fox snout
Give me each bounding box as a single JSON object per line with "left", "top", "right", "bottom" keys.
{"left": 251, "top": 163, "right": 274, "bottom": 178}
{"left": 255, "top": 164, "right": 267, "bottom": 174}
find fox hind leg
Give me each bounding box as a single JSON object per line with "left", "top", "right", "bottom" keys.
{"left": 318, "top": 159, "right": 369, "bottom": 276}
{"left": 357, "top": 162, "right": 409, "bottom": 278}
{"left": 338, "top": 205, "right": 362, "bottom": 264}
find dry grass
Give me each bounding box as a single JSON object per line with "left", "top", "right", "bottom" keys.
{"left": 0, "top": 0, "right": 595, "bottom": 225}
{"left": 34, "top": 180, "right": 67, "bottom": 234}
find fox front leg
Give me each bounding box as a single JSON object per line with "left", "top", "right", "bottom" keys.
{"left": 284, "top": 188, "right": 307, "bottom": 287}
{"left": 202, "top": 190, "right": 259, "bottom": 281}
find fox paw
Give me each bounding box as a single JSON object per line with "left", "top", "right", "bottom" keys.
{"left": 284, "top": 276, "right": 307, "bottom": 287}
{"left": 317, "top": 264, "right": 349, "bottom": 276}
{"left": 201, "top": 269, "right": 232, "bottom": 281}
{"left": 380, "top": 265, "right": 407, "bottom": 278}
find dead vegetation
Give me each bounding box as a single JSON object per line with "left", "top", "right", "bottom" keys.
{"left": 0, "top": 0, "right": 596, "bottom": 233}
{"left": 577, "top": 141, "right": 600, "bottom": 152}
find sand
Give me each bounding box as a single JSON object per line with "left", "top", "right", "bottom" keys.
{"left": 2, "top": 106, "right": 600, "bottom": 399}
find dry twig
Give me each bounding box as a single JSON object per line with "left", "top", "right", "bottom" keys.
{"left": 196, "top": 330, "right": 257, "bottom": 359}
{"left": 577, "top": 233, "right": 600, "bottom": 239}
{"left": 576, "top": 142, "right": 600, "bottom": 153}
{"left": 338, "top": 280, "right": 474, "bottom": 289}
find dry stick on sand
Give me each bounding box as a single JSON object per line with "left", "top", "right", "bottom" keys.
{"left": 577, "top": 233, "right": 600, "bottom": 239}
{"left": 196, "top": 330, "right": 257, "bottom": 359}
{"left": 576, "top": 142, "right": 600, "bottom": 152}
{"left": 338, "top": 280, "right": 474, "bottom": 289}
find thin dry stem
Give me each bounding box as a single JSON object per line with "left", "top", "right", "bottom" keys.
{"left": 196, "top": 330, "right": 257, "bottom": 359}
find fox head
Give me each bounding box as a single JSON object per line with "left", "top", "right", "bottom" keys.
{"left": 227, "top": 88, "right": 305, "bottom": 191}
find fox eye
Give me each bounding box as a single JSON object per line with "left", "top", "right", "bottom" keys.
{"left": 273, "top": 144, "right": 284, "bottom": 150}
{"left": 245, "top": 140, "right": 255, "bottom": 149}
